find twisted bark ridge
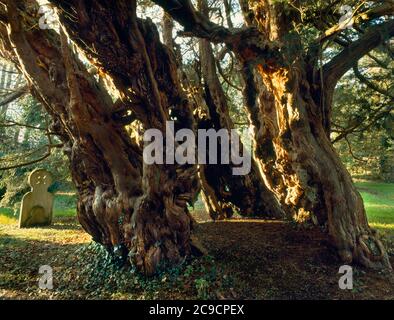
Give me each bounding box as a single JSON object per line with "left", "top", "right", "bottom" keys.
{"left": 49, "top": 0, "right": 202, "bottom": 274}
{"left": 1, "top": 0, "right": 200, "bottom": 275}
{"left": 160, "top": 8, "right": 282, "bottom": 220}
{"left": 195, "top": 0, "right": 282, "bottom": 220}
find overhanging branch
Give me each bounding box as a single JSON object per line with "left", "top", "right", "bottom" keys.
{"left": 323, "top": 19, "right": 394, "bottom": 91}
{"left": 353, "top": 63, "right": 394, "bottom": 99}
{"left": 0, "top": 143, "right": 63, "bottom": 171}
{"left": 151, "top": 0, "right": 283, "bottom": 66}
{"left": 151, "top": 0, "right": 233, "bottom": 43}
{"left": 318, "top": 2, "right": 394, "bottom": 44}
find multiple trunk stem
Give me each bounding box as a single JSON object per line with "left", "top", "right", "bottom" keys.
{"left": 0, "top": 0, "right": 391, "bottom": 274}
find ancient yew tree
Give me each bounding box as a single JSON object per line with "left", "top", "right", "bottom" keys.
{"left": 0, "top": 0, "right": 393, "bottom": 274}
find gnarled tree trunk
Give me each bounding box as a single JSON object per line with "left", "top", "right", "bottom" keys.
{"left": 198, "top": 34, "right": 282, "bottom": 219}
{"left": 2, "top": 0, "right": 200, "bottom": 275}
{"left": 240, "top": 0, "right": 392, "bottom": 269}
{"left": 162, "top": 6, "right": 283, "bottom": 220}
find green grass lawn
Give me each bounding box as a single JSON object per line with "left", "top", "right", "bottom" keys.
{"left": 52, "top": 193, "right": 77, "bottom": 217}
{"left": 354, "top": 181, "right": 394, "bottom": 247}
{"left": 355, "top": 181, "right": 394, "bottom": 224}
{"left": 0, "top": 207, "right": 14, "bottom": 224}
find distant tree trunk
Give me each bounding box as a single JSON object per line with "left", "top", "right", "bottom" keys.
{"left": 197, "top": 27, "right": 282, "bottom": 218}
{"left": 195, "top": 0, "right": 282, "bottom": 219}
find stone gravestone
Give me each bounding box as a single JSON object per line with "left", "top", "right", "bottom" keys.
{"left": 19, "top": 169, "right": 54, "bottom": 228}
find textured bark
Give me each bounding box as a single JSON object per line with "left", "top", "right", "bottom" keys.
{"left": 54, "top": 0, "right": 391, "bottom": 270}
{"left": 2, "top": 0, "right": 200, "bottom": 275}
{"left": 255, "top": 63, "right": 391, "bottom": 269}
{"left": 2, "top": 0, "right": 391, "bottom": 273}
{"left": 194, "top": 0, "right": 282, "bottom": 219}
{"left": 242, "top": 0, "right": 392, "bottom": 270}
{"left": 1, "top": 2, "right": 142, "bottom": 249}
{"left": 162, "top": 6, "right": 282, "bottom": 220}
{"left": 199, "top": 40, "right": 281, "bottom": 219}
{"left": 55, "top": 0, "right": 201, "bottom": 274}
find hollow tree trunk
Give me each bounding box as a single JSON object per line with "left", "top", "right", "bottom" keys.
{"left": 68, "top": 4, "right": 201, "bottom": 273}
{"left": 257, "top": 63, "right": 391, "bottom": 269}
{"left": 65, "top": 2, "right": 201, "bottom": 274}
{"left": 191, "top": 0, "right": 282, "bottom": 219}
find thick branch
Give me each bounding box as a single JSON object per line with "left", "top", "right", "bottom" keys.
{"left": 152, "top": 0, "right": 233, "bottom": 42}
{"left": 323, "top": 19, "right": 394, "bottom": 91}
{"left": 151, "top": 0, "right": 282, "bottom": 66}
{"left": 319, "top": 2, "right": 394, "bottom": 43}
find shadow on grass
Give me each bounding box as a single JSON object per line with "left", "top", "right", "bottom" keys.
{"left": 40, "top": 217, "right": 82, "bottom": 231}
{"left": 2, "top": 216, "right": 394, "bottom": 300}
{"left": 195, "top": 219, "right": 394, "bottom": 299}
{"left": 0, "top": 214, "right": 81, "bottom": 230}
{"left": 0, "top": 234, "right": 85, "bottom": 296}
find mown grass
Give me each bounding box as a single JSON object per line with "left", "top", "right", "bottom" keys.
{"left": 52, "top": 193, "right": 77, "bottom": 217}
{"left": 355, "top": 181, "right": 394, "bottom": 225}
{"left": 0, "top": 208, "right": 14, "bottom": 224}
{"left": 354, "top": 180, "right": 394, "bottom": 253}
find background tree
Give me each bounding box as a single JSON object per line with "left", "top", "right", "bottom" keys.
{"left": 332, "top": 49, "right": 393, "bottom": 182}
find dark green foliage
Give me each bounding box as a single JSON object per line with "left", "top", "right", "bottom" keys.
{"left": 54, "top": 242, "right": 233, "bottom": 299}
{"left": 0, "top": 96, "right": 73, "bottom": 209}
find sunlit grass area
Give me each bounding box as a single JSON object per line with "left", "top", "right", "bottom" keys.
{"left": 0, "top": 181, "right": 393, "bottom": 300}
{"left": 354, "top": 181, "right": 394, "bottom": 247}
{"left": 52, "top": 193, "right": 77, "bottom": 217}
{"left": 0, "top": 208, "right": 15, "bottom": 224}
{"left": 0, "top": 219, "right": 90, "bottom": 244}
{"left": 355, "top": 181, "right": 394, "bottom": 224}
